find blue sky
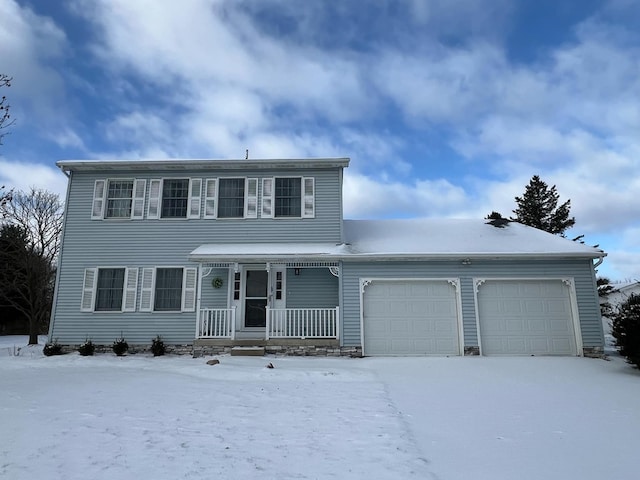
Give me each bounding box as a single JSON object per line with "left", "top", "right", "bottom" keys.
{"left": 1, "top": 0, "right": 639, "bottom": 280}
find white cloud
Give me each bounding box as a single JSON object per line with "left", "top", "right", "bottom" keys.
{"left": 343, "top": 172, "right": 469, "bottom": 219}
{"left": 0, "top": 159, "right": 67, "bottom": 200}
{"left": 0, "top": 0, "right": 67, "bottom": 115}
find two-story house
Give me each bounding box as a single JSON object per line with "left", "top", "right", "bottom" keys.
{"left": 49, "top": 158, "right": 606, "bottom": 357}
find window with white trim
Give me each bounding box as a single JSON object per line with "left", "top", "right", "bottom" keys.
{"left": 261, "top": 177, "right": 314, "bottom": 218}
{"left": 218, "top": 178, "right": 245, "bottom": 218}
{"left": 139, "top": 267, "right": 197, "bottom": 312}
{"left": 204, "top": 178, "right": 258, "bottom": 219}
{"left": 92, "top": 179, "right": 146, "bottom": 220}
{"left": 161, "top": 179, "right": 189, "bottom": 218}
{"left": 147, "top": 178, "right": 202, "bottom": 219}
{"left": 81, "top": 267, "right": 139, "bottom": 312}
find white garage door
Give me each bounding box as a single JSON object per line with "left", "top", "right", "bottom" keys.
{"left": 363, "top": 280, "right": 461, "bottom": 356}
{"left": 477, "top": 280, "right": 578, "bottom": 356}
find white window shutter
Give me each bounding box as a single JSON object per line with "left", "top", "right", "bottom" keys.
{"left": 261, "top": 178, "right": 273, "bottom": 218}
{"left": 188, "top": 178, "right": 202, "bottom": 219}
{"left": 147, "top": 179, "right": 162, "bottom": 219}
{"left": 122, "top": 267, "right": 139, "bottom": 312}
{"left": 91, "top": 180, "right": 106, "bottom": 219}
{"left": 131, "top": 179, "right": 146, "bottom": 219}
{"left": 245, "top": 178, "right": 258, "bottom": 218}
{"left": 182, "top": 267, "right": 198, "bottom": 312}
{"left": 81, "top": 268, "right": 97, "bottom": 312}
{"left": 302, "top": 177, "right": 315, "bottom": 218}
{"left": 139, "top": 267, "right": 155, "bottom": 312}
{"left": 204, "top": 178, "right": 217, "bottom": 219}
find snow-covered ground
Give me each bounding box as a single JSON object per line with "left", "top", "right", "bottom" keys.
{"left": 1, "top": 336, "right": 638, "bottom": 480}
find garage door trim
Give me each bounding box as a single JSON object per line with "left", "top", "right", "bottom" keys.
{"left": 473, "top": 277, "right": 583, "bottom": 356}
{"left": 360, "top": 277, "right": 464, "bottom": 356}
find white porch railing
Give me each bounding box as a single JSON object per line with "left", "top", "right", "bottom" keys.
{"left": 197, "top": 307, "right": 236, "bottom": 339}
{"left": 266, "top": 307, "right": 340, "bottom": 339}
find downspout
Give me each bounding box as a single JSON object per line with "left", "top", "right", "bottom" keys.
{"left": 593, "top": 256, "right": 605, "bottom": 269}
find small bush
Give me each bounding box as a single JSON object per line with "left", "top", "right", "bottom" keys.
{"left": 611, "top": 294, "right": 640, "bottom": 368}
{"left": 43, "top": 339, "right": 64, "bottom": 356}
{"left": 150, "top": 335, "right": 166, "bottom": 357}
{"left": 112, "top": 336, "right": 129, "bottom": 356}
{"left": 78, "top": 339, "right": 95, "bottom": 356}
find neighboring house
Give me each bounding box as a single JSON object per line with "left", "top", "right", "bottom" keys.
{"left": 49, "top": 158, "right": 606, "bottom": 357}
{"left": 600, "top": 280, "right": 640, "bottom": 315}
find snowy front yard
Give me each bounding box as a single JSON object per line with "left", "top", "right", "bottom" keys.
{"left": 1, "top": 337, "right": 639, "bottom": 480}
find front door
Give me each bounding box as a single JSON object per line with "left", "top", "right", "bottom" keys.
{"left": 244, "top": 269, "right": 268, "bottom": 327}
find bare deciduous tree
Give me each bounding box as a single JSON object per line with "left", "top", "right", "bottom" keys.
{"left": 0, "top": 74, "right": 14, "bottom": 145}
{"left": 0, "top": 188, "right": 63, "bottom": 344}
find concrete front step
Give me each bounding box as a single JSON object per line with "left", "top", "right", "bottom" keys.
{"left": 230, "top": 346, "right": 266, "bottom": 356}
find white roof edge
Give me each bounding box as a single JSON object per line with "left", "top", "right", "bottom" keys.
{"left": 339, "top": 252, "right": 607, "bottom": 261}
{"left": 56, "top": 158, "right": 350, "bottom": 172}
{"left": 188, "top": 251, "right": 606, "bottom": 262}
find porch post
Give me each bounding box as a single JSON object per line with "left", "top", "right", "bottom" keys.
{"left": 195, "top": 263, "right": 203, "bottom": 338}
{"left": 335, "top": 306, "right": 340, "bottom": 340}
{"left": 265, "top": 306, "right": 271, "bottom": 340}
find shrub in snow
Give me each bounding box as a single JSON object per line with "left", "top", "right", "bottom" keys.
{"left": 611, "top": 293, "right": 640, "bottom": 368}
{"left": 78, "top": 339, "right": 95, "bottom": 356}
{"left": 150, "top": 335, "right": 165, "bottom": 357}
{"left": 43, "top": 339, "right": 64, "bottom": 356}
{"left": 112, "top": 336, "right": 129, "bottom": 356}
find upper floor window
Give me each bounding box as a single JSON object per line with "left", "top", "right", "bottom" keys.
{"left": 161, "top": 179, "right": 189, "bottom": 218}
{"left": 92, "top": 179, "right": 146, "bottom": 220}
{"left": 105, "top": 180, "right": 133, "bottom": 218}
{"left": 204, "top": 178, "right": 258, "bottom": 219}
{"left": 275, "top": 178, "right": 301, "bottom": 217}
{"left": 218, "top": 178, "right": 245, "bottom": 218}
{"left": 147, "top": 178, "right": 202, "bottom": 220}
{"left": 261, "top": 177, "right": 315, "bottom": 219}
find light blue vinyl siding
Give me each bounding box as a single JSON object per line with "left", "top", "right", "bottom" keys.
{"left": 286, "top": 268, "right": 339, "bottom": 309}
{"left": 200, "top": 269, "right": 231, "bottom": 309}
{"left": 50, "top": 164, "right": 344, "bottom": 345}
{"left": 340, "top": 259, "right": 603, "bottom": 349}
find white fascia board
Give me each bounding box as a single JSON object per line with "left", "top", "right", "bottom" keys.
{"left": 56, "top": 158, "right": 350, "bottom": 173}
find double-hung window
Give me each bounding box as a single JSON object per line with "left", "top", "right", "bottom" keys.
{"left": 105, "top": 180, "right": 133, "bottom": 218}
{"left": 275, "top": 178, "right": 301, "bottom": 217}
{"left": 81, "top": 267, "right": 139, "bottom": 312}
{"left": 161, "top": 179, "right": 189, "bottom": 218}
{"left": 92, "top": 179, "right": 146, "bottom": 220}
{"left": 147, "top": 178, "right": 202, "bottom": 219}
{"left": 139, "top": 267, "right": 198, "bottom": 312}
{"left": 153, "top": 268, "right": 183, "bottom": 311}
{"left": 218, "top": 178, "right": 245, "bottom": 218}
{"left": 261, "top": 177, "right": 315, "bottom": 218}
{"left": 203, "top": 178, "right": 258, "bottom": 219}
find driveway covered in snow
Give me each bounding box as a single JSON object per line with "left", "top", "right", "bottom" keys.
{"left": 1, "top": 338, "right": 638, "bottom": 480}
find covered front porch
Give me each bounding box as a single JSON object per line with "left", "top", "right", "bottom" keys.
{"left": 190, "top": 243, "right": 345, "bottom": 343}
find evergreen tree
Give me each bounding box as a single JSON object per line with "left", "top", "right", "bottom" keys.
{"left": 511, "top": 175, "right": 575, "bottom": 236}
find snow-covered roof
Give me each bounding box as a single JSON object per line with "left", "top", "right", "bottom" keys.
{"left": 189, "top": 219, "right": 605, "bottom": 261}
{"left": 342, "top": 219, "right": 605, "bottom": 259}
{"left": 190, "top": 243, "right": 350, "bottom": 262}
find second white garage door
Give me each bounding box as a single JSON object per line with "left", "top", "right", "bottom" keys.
{"left": 477, "top": 279, "right": 578, "bottom": 356}
{"left": 362, "top": 280, "right": 461, "bottom": 356}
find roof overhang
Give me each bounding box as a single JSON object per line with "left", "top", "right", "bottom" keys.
{"left": 189, "top": 243, "right": 606, "bottom": 263}
{"left": 57, "top": 158, "right": 350, "bottom": 173}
